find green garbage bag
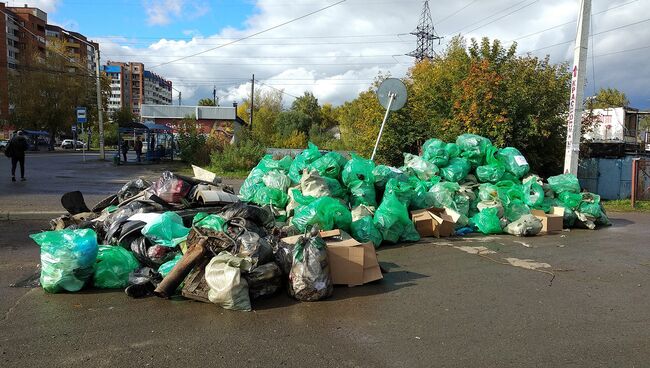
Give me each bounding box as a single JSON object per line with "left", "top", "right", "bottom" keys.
{"left": 561, "top": 206, "right": 577, "bottom": 227}
{"left": 470, "top": 207, "right": 503, "bottom": 234}
{"left": 404, "top": 153, "right": 439, "bottom": 181}
{"left": 239, "top": 168, "right": 265, "bottom": 202}
{"left": 373, "top": 165, "right": 409, "bottom": 189}
{"left": 558, "top": 191, "right": 582, "bottom": 210}
{"left": 300, "top": 169, "right": 332, "bottom": 198}
{"left": 291, "top": 196, "right": 352, "bottom": 233}
{"left": 351, "top": 215, "right": 383, "bottom": 248}
{"left": 440, "top": 157, "right": 471, "bottom": 182}
{"left": 142, "top": 212, "right": 190, "bottom": 248}
{"left": 291, "top": 188, "right": 317, "bottom": 207}
{"left": 497, "top": 147, "right": 530, "bottom": 178}
{"left": 349, "top": 179, "right": 377, "bottom": 207}
{"left": 505, "top": 199, "right": 531, "bottom": 222}
{"left": 323, "top": 177, "right": 346, "bottom": 199}
{"left": 456, "top": 134, "right": 492, "bottom": 155}
{"left": 30, "top": 229, "right": 98, "bottom": 293}
{"left": 309, "top": 151, "right": 344, "bottom": 179}
{"left": 429, "top": 182, "right": 460, "bottom": 209}
{"left": 478, "top": 183, "right": 499, "bottom": 201}
{"left": 547, "top": 174, "right": 580, "bottom": 194}
{"left": 409, "top": 177, "right": 436, "bottom": 210}
{"left": 422, "top": 138, "right": 449, "bottom": 167}
{"left": 342, "top": 153, "right": 375, "bottom": 185}
{"left": 385, "top": 178, "right": 415, "bottom": 205}
{"left": 373, "top": 193, "right": 420, "bottom": 243}
{"left": 523, "top": 180, "right": 544, "bottom": 207}
{"left": 533, "top": 197, "right": 558, "bottom": 213}
{"left": 454, "top": 193, "right": 471, "bottom": 216}
{"left": 262, "top": 171, "right": 292, "bottom": 192}
{"left": 253, "top": 186, "right": 289, "bottom": 208}
{"left": 158, "top": 253, "right": 183, "bottom": 277}
{"left": 288, "top": 142, "right": 322, "bottom": 183}
{"left": 192, "top": 212, "right": 226, "bottom": 232}
{"left": 578, "top": 192, "right": 602, "bottom": 218}
{"left": 495, "top": 180, "right": 525, "bottom": 207}
{"left": 445, "top": 143, "right": 460, "bottom": 158}
{"left": 93, "top": 245, "right": 140, "bottom": 289}
{"left": 476, "top": 146, "right": 505, "bottom": 183}
{"left": 257, "top": 154, "right": 292, "bottom": 173}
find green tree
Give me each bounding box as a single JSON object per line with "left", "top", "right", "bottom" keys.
{"left": 237, "top": 89, "right": 284, "bottom": 146}
{"left": 586, "top": 87, "right": 630, "bottom": 109}
{"left": 176, "top": 115, "right": 209, "bottom": 165}
{"left": 198, "top": 98, "right": 216, "bottom": 106}
{"left": 110, "top": 106, "right": 135, "bottom": 124}
{"left": 291, "top": 91, "right": 322, "bottom": 131}
{"left": 320, "top": 103, "right": 339, "bottom": 130}
{"left": 275, "top": 110, "right": 311, "bottom": 138}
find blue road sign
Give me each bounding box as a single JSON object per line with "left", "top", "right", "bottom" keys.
{"left": 76, "top": 107, "right": 87, "bottom": 124}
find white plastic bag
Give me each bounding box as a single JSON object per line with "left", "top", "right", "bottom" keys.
{"left": 205, "top": 252, "right": 252, "bottom": 311}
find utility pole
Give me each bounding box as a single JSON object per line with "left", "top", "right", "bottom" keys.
{"left": 213, "top": 85, "right": 217, "bottom": 106}
{"left": 250, "top": 74, "right": 255, "bottom": 127}
{"left": 178, "top": 91, "right": 182, "bottom": 106}
{"left": 564, "top": 0, "right": 591, "bottom": 175}
{"left": 95, "top": 48, "right": 105, "bottom": 160}
{"left": 407, "top": 0, "right": 442, "bottom": 62}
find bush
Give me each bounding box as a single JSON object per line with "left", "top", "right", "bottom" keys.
{"left": 177, "top": 118, "right": 209, "bottom": 165}
{"left": 210, "top": 139, "right": 266, "bottom": 173}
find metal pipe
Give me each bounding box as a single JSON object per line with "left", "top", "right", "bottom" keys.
{"left": 371, "top": 91, "right": 395, "bottom": 161}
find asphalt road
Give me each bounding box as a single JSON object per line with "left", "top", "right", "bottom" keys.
{"left": 1, "top": 213, "right": 649, "bottom": 368}
{"left": 0, "top": 152, "right": 240, "bottom": 213}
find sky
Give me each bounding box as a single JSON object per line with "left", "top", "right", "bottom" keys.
{"left": 12, "top": 0, "right": 650, "bottom": 109}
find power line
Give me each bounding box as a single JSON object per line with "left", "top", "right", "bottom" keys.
{"left": 449, "top": 0, "right": 530, "bottom": 35}
{"left": 463, "top": 0, "right": 540, "bottom": 35}
{"left": 95, "top": 33, "right": 403, "bottom": 41}
{"left": 149, "top": 0, "right": 347, "bottom": 69}
{"left": 435, "top": 0, "right": 479, "bottom": 25}
{"left": 256, "top": 81, "right": 299, "bottom": 99}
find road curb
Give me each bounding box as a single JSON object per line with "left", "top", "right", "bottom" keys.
{"left": 0, "top": 211, "right": 63, "bottom": 221}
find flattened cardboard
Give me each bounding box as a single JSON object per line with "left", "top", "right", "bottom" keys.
{"left": 410, "top": 207, "right": 456, "bottom": 238}
{"left": 531, "top": 207, "right": 564, "bottom": 234}
{"left": 281, "top": 230, "right": 382, "bottom": 286}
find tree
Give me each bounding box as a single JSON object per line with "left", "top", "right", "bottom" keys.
{"left": 198, "top": 98, "right": 215, "bottom": 106}
{"left": 275, "top": 110, "right": 311, "bottom": 138}
{"left": 291, "top": 91, "right": 322, "bottom": 131}
{"left": 110, "top": 106, "right": 135, "bottom": 125}
{"left": 586, "top": 87, "right": 630, "bottom": 109}
{"left": 237, "top": 89, "right": 284, "bottom": 147}
{"left": 9, "top": 39, "right": 100, "bottom": 149}
{"left": 320, "top": 103, "right": 339, "bottom": 131}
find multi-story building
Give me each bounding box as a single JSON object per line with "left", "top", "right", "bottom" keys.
{"left": 45, "top": 24, "right": 98, "bottom": 73}
{"left": 102, "top": 61, "right": 172, "bottom": 117}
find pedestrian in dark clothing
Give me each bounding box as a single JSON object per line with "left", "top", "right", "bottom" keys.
{"left": 6, "top": 131, "right": 29, "bottom": 182}
{"left": 134, "top": 137, "right": 143, "bottom": 162}
{"left": 121, "top": 140, "right": 129, "bottom": 162}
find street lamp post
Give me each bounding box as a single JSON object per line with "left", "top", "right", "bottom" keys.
{"left": 62, "top": 31, "right": 105, "bottom": 160}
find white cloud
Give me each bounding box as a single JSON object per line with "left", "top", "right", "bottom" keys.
{"left": 143, "top": 0, "right": 209, "bottom": 26}
{"left": 7, "top": 0, "right": 61, "bottom": 13}
{"left": 95, "top": 0, "right": 650, "bottom": 108}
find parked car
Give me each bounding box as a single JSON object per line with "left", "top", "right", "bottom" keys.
{"left": 0, "top": 140, "right": 8, "bottom": 151}
{"left": 61, "top": 139, "right": 87, "bottom": 149}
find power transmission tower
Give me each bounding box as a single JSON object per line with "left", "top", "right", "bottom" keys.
{"left": 407, "top": 0, "right": 442, "bottom": 62}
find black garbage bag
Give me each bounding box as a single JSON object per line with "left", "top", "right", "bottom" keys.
{"left": 232, "top": 231, "right": 274, "bottom": 269}
{"left": 117, "top": 178, "right": 152, "bottom": 202}
{"left": 130, "top": 236, "right": 178, "bottom": 268}
{"left": 218, "top": 202, "right": 275, "bottom": 231}
{"left": 102, "top": 200, "right": 158, "bottom": 243}
{"left": 125, "top": 267, "right": 162, "bottom": 298}
{"left": 244, "top": 262, "right": 283, "bottom": 300}
{"left": 268, "top": 236, "right": 294, "bottom": 276}
{"left": 288, "top": 227, "right": 333, "bottom": 302}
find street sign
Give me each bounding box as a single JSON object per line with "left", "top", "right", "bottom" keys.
{"left": 76, "top": 107, "right": 87, "bottom": 124}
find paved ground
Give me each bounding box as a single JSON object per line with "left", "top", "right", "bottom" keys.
{"left": 0, "top": 152, "right": 241, "bottom": 214}
{"left": 1, "top": 213, "right": 648, "bottom": 367}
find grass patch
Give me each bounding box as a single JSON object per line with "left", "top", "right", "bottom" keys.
{"left": 603, "top": 199, "right": 650, "bottom": 213}
{"left": 208, "top": 168, "right": 250, "bottom": 179}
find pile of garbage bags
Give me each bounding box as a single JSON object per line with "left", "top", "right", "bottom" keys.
{"left": 238, "top": 135, "right": 610, "bottom": 245}
{"left": 31, "top": 168, "right": 340, "bottom": 312}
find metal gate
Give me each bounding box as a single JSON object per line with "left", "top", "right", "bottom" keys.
{"left": 631, "top": 159, "right": 650, "bottom": 206}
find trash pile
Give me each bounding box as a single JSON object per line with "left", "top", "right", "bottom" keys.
{"left": 30, "top": 166, "right": 382, "bottom": 311}
{"left": 29, "top": 134, "right": 611, "bottom": 312}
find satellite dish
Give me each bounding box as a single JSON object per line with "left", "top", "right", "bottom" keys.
{"left": 376, "top": 78, "right": 407, "bottom": 111}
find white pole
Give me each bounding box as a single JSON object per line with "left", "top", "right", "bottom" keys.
{"left": 95, "top": 48, "right": 105, "bottom": 160}
{"left": 564, "top": 0, "right": 591, "bottom": 175}
{"left": 81, "top": 123, "right": 86, "bottom": 162}
{"left": 371, "top": 91, "right": 395, "bottom": 161}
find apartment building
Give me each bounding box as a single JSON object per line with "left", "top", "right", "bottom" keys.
{"left": 102, "top": 61, "right": 172, "bottom": 117}
{"left": 45, "top": 24, "right": 98, "bottom": 73}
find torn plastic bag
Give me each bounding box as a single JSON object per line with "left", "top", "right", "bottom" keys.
{"left": 288, "top": 229, "right": 333, "bottom": 302}
{"left": 232, "top": 231, "right": 274, "bottom": 269}
{"left": 244, "top": 262, "right": 282, "bottom": 300}
{"left": 469, "top": 207, "right": 503, "bottom": 235}
{"left": 308, "top": 151, "right": 345, "bottom": 179}
{"left": 440, "top": 157, "right": 471, "bottom": 182}
{"left": 288, "top": 142, "right": 322, "bottom": 183}
{"left": 117, "top": 178, "right": 152, "bottom": 202}
{"left": 348, "top": 179, "right": 377, "bottom": 207}
{"left": 373, "top": 193, "right": 421, "bottom": 244}
{"left": 262, "top": 170, "right": 291, "bottom": 192}
{"left": 351, "top": 215, "right": 383, "bottom": 248}
{"left": 497, "top": 147, "right": 530, "bottom": 179}
{"left": 505, "top": 214, "right": 543, "bottom": 236}
{"left": 93, "top": 245, "right": 140, "bottom": 289}
{"left": 141, "top": 212, "right": 190, "bottom": 248}
{"left": 218, "top": 201, "right": 275, "bottom": 232}
{"left": 130, "top": 236, "right": 178, "bottom": 268}
{"left": 300, "top": 169, "right": 333, "bottom": 198}
{"left": 403, "top": 153, "right": 439, "bottom": 181}
{"left": 291, "top": 196, "right": 352, "bottom": 233}
{"left": 205, "top": 251, "right": 252, "bottom": 311}
{"left": 192, "top": 212, "right": 226, "bottom": 232}
{"left": 149, "top": 171, "right": 191, "bottom": 203}
{"left": 30, "top": 229, "right": 98, "bottom": 293}
{"left": 342, "top": 153, "right": 375, "bottom": 186}
{"left": 547, "top": 173, "right": 581, "bottom": 194}
{"left": 102, "top": 200, "right": 158, "bottom": 244}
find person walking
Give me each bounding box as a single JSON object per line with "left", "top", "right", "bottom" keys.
{"left": 134, "top": 136, "right": 143, "bottom": 162}
{"left": 5, "top": 131, "right": 29, "bottom": 182}
{"left": 121, "top": 140, "right": 129, "bottom": 163}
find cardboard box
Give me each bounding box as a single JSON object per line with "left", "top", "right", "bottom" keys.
{"left": 282, "top": 230, "right": 382, "bottom": 287}
{"left": 531, "top": 207, "right": 564, "bottom": 234}
{"left": 410, "top": 207, "right": 456, "bottom": 237}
